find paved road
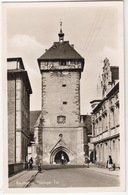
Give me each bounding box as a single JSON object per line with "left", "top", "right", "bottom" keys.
{"left": 28, "top": 168, "right": 120, "bottom": 188}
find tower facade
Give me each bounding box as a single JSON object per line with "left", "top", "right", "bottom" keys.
{"left": 37, "top": 26, "right": 85, "bottom": 164}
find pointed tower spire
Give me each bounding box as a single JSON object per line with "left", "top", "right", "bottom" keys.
{"left": 58, "top": 20, "right": 64, "bottom": 42}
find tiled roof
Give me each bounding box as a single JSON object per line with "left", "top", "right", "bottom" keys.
{"left": 30, "top": 110, "right": 42, "bottom": 130}
{"left": 38, "top": 41, "right": 84, "bottom": 61}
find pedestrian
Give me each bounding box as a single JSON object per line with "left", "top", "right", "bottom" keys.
{"left": 61, "top": 153, "right": 65, "bottom": 165}
{"left": 86, "top": 157, "right": 90, "bottom": 168}
{"left": 84, "top": 156, "right": 90, "bottom": 168}
{"left": 107, "top": 155, "right": 113, "bottom": 171}
{"left": 36, "top": 156, "right": 42, "bottom": 173}
{"left": 29, "top": 157, "right": 33, "bottom": 170}
{"left": 38, "top": 162, "right": 42, "bottom": 173}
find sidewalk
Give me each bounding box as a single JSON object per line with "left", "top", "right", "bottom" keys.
{"left": 9, "top": 170, "right": 38, "bottom": 188}
{"left": 87, "top": 164, "right": 120, "bottom": 177}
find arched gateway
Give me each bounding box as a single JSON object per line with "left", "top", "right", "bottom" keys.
{"left": 50, "top": 146, "right": 73, "bottom": 164}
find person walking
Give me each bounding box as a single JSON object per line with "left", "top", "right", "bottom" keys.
{"left": 29, "top": 157, "right": 33, "bottom": 170}
{"left": 107, "top": 155, "right": 113, "bottom": 171}
{"left": 61, "top": 153, "right": 65, "bottom": 165}
{"left": 38, "top": 162, "right": 42, "bottom": 173}
{"left": 36, "top": 156, "right": 42, "bottom": 173}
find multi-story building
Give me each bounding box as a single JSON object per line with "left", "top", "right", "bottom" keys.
{"left": 80, "top": 115, "right": 92, "bottom": 161}
{"left": 8, "top": 57, "right": 32, "bottom": 175}
{"left": 36, "top": 24, "right": 88, "bottom": 164}
{"left": 90, "top": 58, "right": 120, "bottom": 168}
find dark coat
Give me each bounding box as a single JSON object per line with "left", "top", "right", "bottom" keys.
{"left": 107, "top": 157, "right": 113, "bottom": 164}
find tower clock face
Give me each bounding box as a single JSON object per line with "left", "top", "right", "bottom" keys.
{"left": 50, "top": 71, "right": 71, "bottom": 83}
{"left": 51, "top": 71, "right": 70, "bottom": 77}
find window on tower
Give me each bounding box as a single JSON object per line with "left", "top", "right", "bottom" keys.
{"left": 60, "top": 61, "right": 66, "bottom": 66}
{"left": 63, "top": 101, "right": 67, "bottom": 105}
{"left": 62, "top": 84, "right": 66, "bottom": 87}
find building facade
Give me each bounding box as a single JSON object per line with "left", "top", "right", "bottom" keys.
{"left": 36, "top": 25, "right": 88, "bottom": 164}
{"left": 90, "top": 58, "right": 120, "bottom": 168}
{"left": 80, "top": 115, "right": 92, "bottom": 161}
{"left": 28, "top": 110, "right": 42, "bottom": 164}
{"left": 8, "top": 58, "right": 32, "bottom": 174}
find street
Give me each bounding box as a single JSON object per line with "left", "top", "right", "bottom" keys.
{"left": 28, "top": 168, "right": 120, "bottom": 188}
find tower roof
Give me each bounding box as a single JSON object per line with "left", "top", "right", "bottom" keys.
{"left": 37, "top": 23, "right": 85, "bottom": 72}
{"left": 38, "top": 41, "right": 84, "bottom": 61}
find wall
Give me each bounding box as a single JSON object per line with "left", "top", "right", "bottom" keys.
{"left": 91, "top": 85, "right": 120, "bottom": 167}
{"left": 20, "top": 79, "right": 30, "bottom": 162}
{"left": 41, "top": 70, "right": 85, "bottom": 164}
{"left": 8, "top": 163, "right": 28, "bottom": 176}
{"left": 8, "top": 77, "right": 16, "bottom": 164}
{"left": 15, "top": 77, "right": 22, "bottom": 163}
{"left": 21, "top": 79, "right": 30, "bottom": 137}
{"left": 8, "top": 73, "right": 30, "bottom": 164}
{"left": 42, "top": 71, "right": 80, "bottom": 127}
{"left": 42, "top": 127, "right": 84, "bottom": 164}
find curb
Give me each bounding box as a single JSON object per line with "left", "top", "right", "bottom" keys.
{"left": 23, "top": 172, "right": 38, "bottom": 188}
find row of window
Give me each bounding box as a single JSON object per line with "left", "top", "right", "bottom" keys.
{"left": 94, "top": 102, "right": 119, "bottom": 122}
{"left": 93, "top": 105, "right": 119, "bottom": 136}
{"left": 94, "top": 92, "right": 119, "bottom": 119}
{"left": 41, "top": 61, "right": 82, "bottom": 66}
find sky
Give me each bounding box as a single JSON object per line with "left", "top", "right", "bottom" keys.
{"left": 4, "top": 1, "right": 124, "bottom": 114}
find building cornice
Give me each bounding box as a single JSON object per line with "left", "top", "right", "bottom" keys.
{"left": 8, "top": 70, "right": 32, "bottom": 94}
{"left": 91, "top": 133, "right": 120, "bottom": 144}
{"left": 92, "top": 82, "right": 119, "bottom": 113}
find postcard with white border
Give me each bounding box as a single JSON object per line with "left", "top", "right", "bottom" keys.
{"left": 1, "top": 0, "right": 126, "bottom": 194}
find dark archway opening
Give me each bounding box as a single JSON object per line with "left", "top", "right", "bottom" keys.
{"left": 54, "top": 151, "right": 69, "bottom": 164}
{"left": 90, "top": 151, "right": 93, "bottom": 163}
{"left": 90, "top": 150, "right": 96, "bottom": 163}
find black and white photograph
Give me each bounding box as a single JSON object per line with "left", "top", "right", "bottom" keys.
{"left": 1, "top": 0, "right": 126, "bottom": 193}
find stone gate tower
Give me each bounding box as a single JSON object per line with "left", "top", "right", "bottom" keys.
{"left": 37, "top": 24, "right": 85, "bottom": 164}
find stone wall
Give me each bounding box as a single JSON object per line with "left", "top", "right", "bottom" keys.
{"left": 20, "top": 79, "right": 30, "bottom": 162}
{"left": 8, "top": 73, "right": 30, "bottom": 164}
{"left": 42, "top": 127, "right": 84, "bottom": 164}
{"left": 41, "top": 70, "right": 85, "bottom": 164}
{"left": 8, "top": 162, "right": 28, "bottom": 176}
{"left": 41, "top": 71, "right": 80, "bottom": 127}
{"left": 8, "top": 77, "right": 16, "bottom": 164}
{"left": 21, "top": 79, "right": 30, "bottom": 136}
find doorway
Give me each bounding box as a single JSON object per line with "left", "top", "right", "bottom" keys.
{"left": 54, "top": 151, "right": 69, "bottom": 164}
